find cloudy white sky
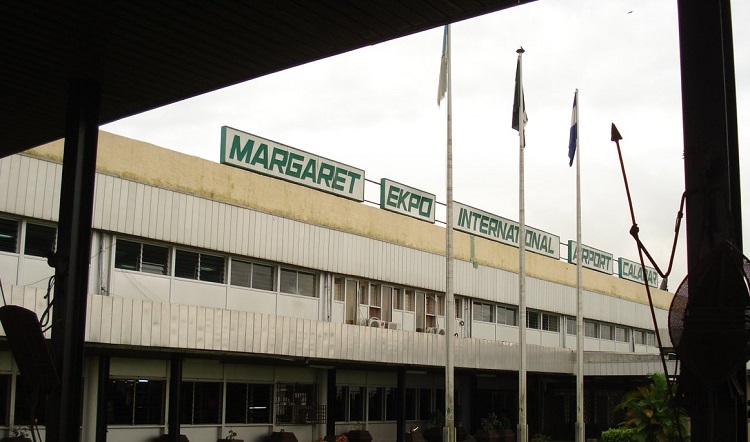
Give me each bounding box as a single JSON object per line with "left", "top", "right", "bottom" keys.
{"left": 103, "top": 0, "right": 750, "bottom": 292}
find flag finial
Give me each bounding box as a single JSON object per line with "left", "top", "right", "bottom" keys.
{"left": 611, "top": 123, "right": 623, "bottom": 142}
{"left": 516, "top": 46, "right": 525, "bottom": 54}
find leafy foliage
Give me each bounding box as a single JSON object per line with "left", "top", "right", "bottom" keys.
{"left": 601, "top": 427, "right": 637, "bottom": 442}
{"left": 614, "top": 373, "right": 690, "bottom": 441}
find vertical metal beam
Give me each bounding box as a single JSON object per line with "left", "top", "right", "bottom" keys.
{"left": 327, "top": 368, "right": 336, "bottom": 440}
{"left": 397, "top": 368, "right": 405, "bottom": 442}
{"left": 677, "top": 0, "right": 745, "bottom": 440}
{"left": 168, "top": 354, "right": 184, "bottom": 441}
{"left": 47, "top": 78, "right": 100, "bottom": 442}
{"left": 96, "top": 356, "right": 110, "bottom": 442}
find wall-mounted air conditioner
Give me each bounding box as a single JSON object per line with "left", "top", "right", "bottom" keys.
{"left": 369, "top": 317, "right": 386, "bottom": 328}
{"left": 386, "top": 322, "right": 399, "bottom": 330}
{"left": 426, "top": 327, "right": 445, "bottom": 335}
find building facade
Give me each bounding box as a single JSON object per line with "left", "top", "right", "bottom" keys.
{"left": 0, "top": 131, "right": 673, "bottom": 441}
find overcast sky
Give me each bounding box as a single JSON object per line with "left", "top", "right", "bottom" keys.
{"left": 103, "top": 0, "right": 750, "bottom": 292}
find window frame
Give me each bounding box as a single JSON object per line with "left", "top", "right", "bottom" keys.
{"left": 174, "top": 249, "right": 225, "bottom": 283}
{"left": 280, "top": 267, "right": 318, "bottom": 297}
{"left": 23, "top": 222, "right": 57, "bottom": 258}
{"left": 114, "top": 238, "right": 171, "bottom": 276}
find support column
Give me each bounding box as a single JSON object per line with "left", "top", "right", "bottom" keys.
{"left": 326, "top": 368, "right": 336, "bottom": 440}
{"left": 168, "top": 354, "right": 184, "bottom": 442}
{"left": 96, "top": 356, "right": 110, "bottom": 442}
{"left": 47, "top": 79, "right": 101, "bottom": 442}
{"left": 677, "top": 0, "right": 745, "bottom": 440}
{"left": 396, "top": 368, "right": 405, "bottom": 442}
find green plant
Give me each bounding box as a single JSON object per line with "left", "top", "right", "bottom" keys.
{"left": 601, "top": 427, "right": 637, "bottom": 442}
{"left": 479, "top": 412, "right": 500, "bottom": 431}
{"left": 225, "top": 429, "right": 237, "bottom": 440}
{"left": 530, "top": 433, "right": 550, "bottom": 442}
{"left": 615, "top": 373, "right": 690, "bottom": 441}
{"left": 9, "top": 426, "right": 30, "bottom": 438}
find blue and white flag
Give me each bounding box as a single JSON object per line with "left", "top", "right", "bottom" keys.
{"left": 568, "top": 90, "right": 578, "bottom": 166}
{"left": 437, "top": 25, "right": 449, "bottom": 106}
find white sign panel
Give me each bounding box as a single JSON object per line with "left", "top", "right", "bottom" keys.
{"left": 567, "top": 241, "right": 614, "bottom": 274}
{"left": 453, "top": 202, "right": 560, "bottom": 259}
{"left": 220, "top": 126, "right": 365, "bottom": 201}
{"left": 618, "top": 257, "right": 659, "bottom": 287}
{"left": 380, "top": 178, "right": 436, "bottom": 223}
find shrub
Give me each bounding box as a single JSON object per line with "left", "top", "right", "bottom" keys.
{"left": 601, "top": 427, "right": 636, "bottom": 442}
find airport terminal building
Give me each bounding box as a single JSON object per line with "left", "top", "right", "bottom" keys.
{"left": 0, "top": 130, "right": 673, "bottom": 441}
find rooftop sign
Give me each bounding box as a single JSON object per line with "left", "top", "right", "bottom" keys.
{"left": 453, "top": 202, "right": 560, "bottom": 259}
{"left": 380, "top": 178, "right": 436, "bottom": 223}
{"left": 618, "top": 257, "right": 659, "bottom": 287}
{"left": 567, "top": 241, "right": 613, "bottom": 274}
{"left": 220, "top": 126, "right": 365, "bottom": 201}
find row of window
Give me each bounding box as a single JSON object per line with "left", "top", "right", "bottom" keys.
{"left": 471, "top": 302, "right": 560, "bottom": 332}
{"left": 566, "top": 318, "right": 655, "bottom": 345}
{"left": 0, "top": 218, "right": 57, "bottom": 258}
{"left": 114, "top": 238, "right": 316, "bottom": 297}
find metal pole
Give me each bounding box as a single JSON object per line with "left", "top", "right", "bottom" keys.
{"left": 573, "top": 90, "right": 585, "bottom": 442}
{"left": 516, "top": 47, "right": 528, "bottom": 442}
{"left": 47, "top": 79, "right": 101, "bottom": 442}
{"left": 444, "top": 24, "right": 456, "bottom": 442}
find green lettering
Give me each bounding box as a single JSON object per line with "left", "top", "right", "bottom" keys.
{"left": 419, "top": 198, "right": 433, "bottom": 217}
{"left": 347, "top": 170, "right": 362, "bottom": 194}
{"left": 317, "top": 163, "right": 335, "bottom": 187}
{"left": 250, "top": 143, "right": 269, "bottom": 168}
{"left": 387, "top": 186, "right": 400, "bottom": 208}
{"left": 301, "top": 159, "right": 317, "bottom": 181}
{"left": 332, "top": 167, "right": 347, "bottom": 191}
{"left": 397, "top": 189, "right": 410, "bottom": 210}
{"left": 269, "top": 148, "right": 289, "bottom": 174}
{"left": 458, "top": 208, "right": 470, "bottom": 227}
{"left": 285, "top": 152, "right": 304, "bottom": 178}
{"left": 229, "top": 136, "right": 254, "bottom": 163}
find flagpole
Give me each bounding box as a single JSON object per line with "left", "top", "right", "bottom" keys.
{"left": 439, "top": 24, "right": 456, "bottom": 442}
{"left": 515, "top": 47, "right": 528, "bottom": 442}
{"left": 573, "top": 89, "right": 585, "bottom": 442}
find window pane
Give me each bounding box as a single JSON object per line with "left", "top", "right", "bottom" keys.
{"left": 248, "top": 384, "right": 271, "bottom": 423}
{"left": 297, "top": 271, "right": 315, "bottom": 297}
{"left": 175, "top": 250, "right": 199, "bottom": 279}
{"left": 193, "top": 382, "right": 222, "bottom": 424}
{"left": 115, "top": 239, "right": 141, "bottom": 271}
{"left": 141, "top": 243, "right": 169, "bottom": 275}
{"left": 615, "top": 327, "right": 628, "bottom": 342}
{"left": 584, "top": 321, "right": 598, "bottom": 338}
{"left": 280, "top": 269, "right": 297, "bottom": 294}
{"left": 231, "top": 260, "right": 253, "bottom": 288}
{"left": 335, "top": 386, "right": 347, "bottom": 421}
{"left": 349, "top": 386, "right": 365, "bottom": 422}
{"left": 418, "top": 388, "right": 432, "bottom": 420}
{"left": 24, "top": 223, "right": 56, "bottom": 257}
{"left": 334, "top": 278, "right": 344, "bottom": 302}
{"left": 392, "top": 288, "right": 402, "bottom": 309}
{"left": 368, "top": 387, "right": 384, "bottom": 421}
{"left": 405, "top": 388, "right": 417, "bottom": 420}
{"left": 199, "top": 253, "right": 225, "bottom": 283}
{"left": 385, "top": 387, "right": 397, "bottom": 421}
{"left": 133, "top": 380, "right": 165, "bottom": 425}
{"left": 567, "top": 318, "right": 576, "bottom": 335}
{"left": 405, "top": 290, "right": 415, "bottom": 312}
{"left": 600, "top": 324, "right": 613, "bottom": 340}
{"left": 252, "top": 263, "right": 274, "bottom": 291}
{"left": 527, "top": 311, "right": 540, "bottom": 329}
{"left": 543, "top": 314, "right": 560, "bottom": 332}
{"left": 225, "top": 383, "right": 248, "bottom": 423}
{"left": 15, "top": 375, "right": 45, "bottom": 425}
{"left": 0, "top": 218, "right": 19, "bottom": 253}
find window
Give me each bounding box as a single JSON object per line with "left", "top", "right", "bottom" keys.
{"left": 276, "top": 383, "right": 321, "bottom": 424}
{"left": 115, "top": 239, "right": 170, "bottom": 275}
{"left": 24, "top": 223, "right": 56, "bottom": 257}
{"left": 180, "top": 381, "right": 222, "bottom": 424}
{"left": 230, "top": 259, "right": 274, "bottom": 291}
{"left": 0, "top": 218, "right": 19, "bottom": 253}
{"left": 280, "top": 268, "right": 316, "bottom": 297}
{"left": 473, "top": 302, "right": 494, "bottom": 322}
{"left": 436, "top": 294, "right": 445, "bottom": 316}
{"left": 225, "top": 383, "right": 272, "bottom": 423}
{"left": 368, "top": 387, "right": 384, "bottom": 421}
{"left": 175, "top": 250, "right": 224, "bottom": 283}
{"left": 15, "top": 375, "right": 46, "bottom": 425}
{"left": 542, "top": 313, "right": 560, "bottom": 332}
{"left": 584, "top": 320, "right": 599, "bottom": 338}
{"left": 497, "top": 306, "right": 516, "bottom": 326}
{"left": 404, "top": 290, "right": 415, "bottom": 312}
{"left": 418, "top": 388, "right": 432, "bottom": 420}
{"left": 334, "top": 278, "right": 344, "bottom": 301}
{"left": 646, "top": 331, "right": 655, "bottom": 346}
{"left": 615, "top": 327, "right": 629, "bottom": 342}
{"left": 348, "top": 386, "right": 365, "bottom": 422}
{"left": 566, "top": 317, "right": 576, "bottom": 335}
{"left": 600, "top": 324, "right": 614, "bottom": 340}
{"left": 527, "top": 311, "right": 540, "bottom": 329}
{"left": 405, "top": 388, "right": 417, "bottom": 420}
{"left": 384, "top": 386, "right": 397, "bottom": 421}
{"left": 107, "top": 379, "right": 165, "bottom": 425}
{"left": 392, "top": 288, "right": 402, "bottom": 310}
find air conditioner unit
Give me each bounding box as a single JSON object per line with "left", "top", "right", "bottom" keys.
{"left": 438, "top": 328, "right": 446, "bottom": 335}
{"left": 426, "top": 326, "right": 439, "bottom": 334}
{"left": 369, "top": 318, "right": 386, "bottom": 328}
{"left": 386, "top": 322, "right": 399, "bottom": 330}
